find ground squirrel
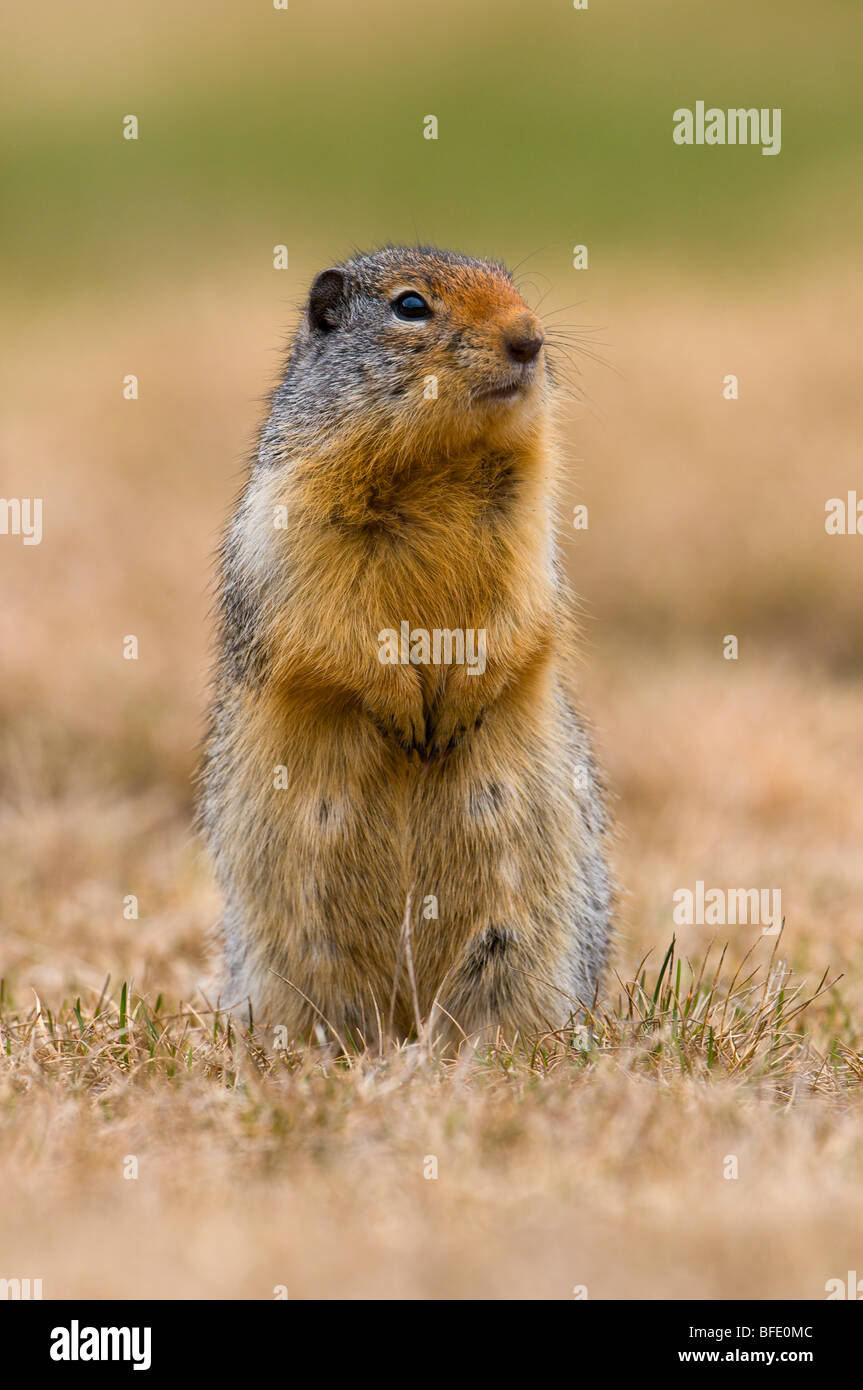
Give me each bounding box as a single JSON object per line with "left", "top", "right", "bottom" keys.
{"left": 200, "top": 245, "right": 611, "bottom": 1044}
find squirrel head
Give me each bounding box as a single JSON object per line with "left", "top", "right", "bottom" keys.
{"left": 274, "top": 246, "right": 548, "bottom": 470}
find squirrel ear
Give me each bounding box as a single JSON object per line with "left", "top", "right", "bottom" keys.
{"left": 308, "top": 268, "right": 349, "bottom": 334}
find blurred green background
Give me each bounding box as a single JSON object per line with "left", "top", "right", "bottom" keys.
{"left": 3, "top": 0, "right": 862, "bottom": 300}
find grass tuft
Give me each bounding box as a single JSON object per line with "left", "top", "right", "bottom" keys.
{"left": 0, "top": 937, "right": 854, "bottom": 1102}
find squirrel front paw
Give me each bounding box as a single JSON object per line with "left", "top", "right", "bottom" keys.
{"left": 426, "top": 703, "right": 486, "bottom": 760}
{"left": 365, "top": 671, "right": 427, "bottom": 758}
{"left": 372, "top": 708, "right": 427, "bottom": 758}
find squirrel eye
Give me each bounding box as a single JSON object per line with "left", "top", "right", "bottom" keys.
{"left": 392, "top": 290, "right": 432, "bottom": 321}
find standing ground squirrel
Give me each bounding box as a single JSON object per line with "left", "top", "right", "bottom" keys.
{"left": 200, "top": 245, "right": 611, "bottom": 1043}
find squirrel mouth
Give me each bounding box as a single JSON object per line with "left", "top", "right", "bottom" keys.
{"left": 474, "top": 376, "right": 529, "bottom": 405}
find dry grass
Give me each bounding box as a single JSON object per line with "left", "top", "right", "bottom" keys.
{"left": 1, "top": 934, "right": 860, "bottom": 1300}
{"left": 2, "top": 263, "right": 863, "bottom": 1298}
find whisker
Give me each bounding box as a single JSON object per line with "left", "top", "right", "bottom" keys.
{"left": 544, "top": 335, "right": 619, "bottom": 376}
{"left": 507, "top": 243, "right": 558, "bottom": 277}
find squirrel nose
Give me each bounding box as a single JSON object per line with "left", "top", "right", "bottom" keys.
{"left": 503, "top": 313, "right": 544, "bottom": 364}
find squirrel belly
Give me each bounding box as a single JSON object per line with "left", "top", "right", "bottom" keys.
{"left": 200, "top": 245, "right": 612, "bottom": 1042}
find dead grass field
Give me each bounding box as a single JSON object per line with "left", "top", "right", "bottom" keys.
{"left": 1, "top": 264, "right": 862, "bottom": 1299}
